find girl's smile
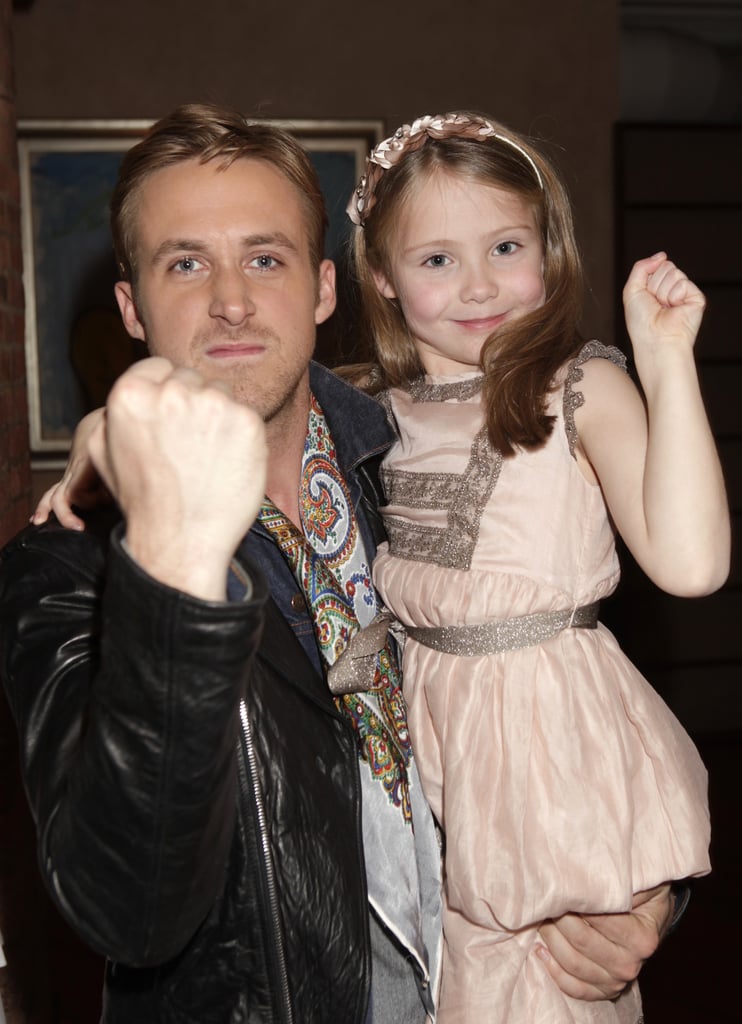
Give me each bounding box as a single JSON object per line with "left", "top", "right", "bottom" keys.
{"left": 452, "top": 313, "right": 510, "bottom": 332}
{"left": 373, "top": 168, "right": 546, "bottom": 376}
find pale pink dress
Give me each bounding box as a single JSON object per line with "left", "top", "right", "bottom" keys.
{"left": 373, "top": 343, "right": 710, "bottom": 1024}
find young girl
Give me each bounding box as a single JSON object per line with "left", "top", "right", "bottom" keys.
{"left": 346, "top": 112, "right": 730, "bottom": 1023}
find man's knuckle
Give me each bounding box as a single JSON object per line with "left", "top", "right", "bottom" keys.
{"left": 604, "top": 981, "right": 628, "bottom": 1000}
{"left": 615, "top": 959, "right": 641, "bottom": 986}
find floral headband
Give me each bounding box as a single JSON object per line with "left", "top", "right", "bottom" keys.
{"left": 347, "top": 112, "right": 544, "bottom": 227}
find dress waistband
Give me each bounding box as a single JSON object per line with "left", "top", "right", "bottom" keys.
{"left": 406, "top": 602, "right": 599, "bottom": 657}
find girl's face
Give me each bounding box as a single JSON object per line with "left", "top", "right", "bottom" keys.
{"left": 373, "top": 169, "right": 546, "bottom": 375}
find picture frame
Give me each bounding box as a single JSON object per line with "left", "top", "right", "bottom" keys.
{"left": 18, "top": 117, "right": 384, "bottom": 463}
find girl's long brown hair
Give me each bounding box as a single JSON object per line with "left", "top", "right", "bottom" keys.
{"left": 348, "top": 115, "right": 585, "bottom": 456}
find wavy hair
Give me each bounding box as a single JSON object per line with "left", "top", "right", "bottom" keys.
{"left": 349, "top": 114, "right": 585, "bottom": 456}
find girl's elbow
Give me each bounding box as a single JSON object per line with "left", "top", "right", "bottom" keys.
{"left": 663, "top": 558, "right": 730, "bottom": 598}
{"left": 696, "top": 562, "right": 730, "bottom": 596}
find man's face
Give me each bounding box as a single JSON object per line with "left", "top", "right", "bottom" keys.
{"left": 115, "top": 157, "right": 336, "bottom": 423}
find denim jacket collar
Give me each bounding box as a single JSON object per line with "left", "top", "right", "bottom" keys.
{"left": 308, "top": 361, "right": 395, "bottom": 472}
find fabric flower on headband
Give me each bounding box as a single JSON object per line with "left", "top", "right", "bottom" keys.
{"left": 347, "top": 112, "right": 543, "bottom": 226}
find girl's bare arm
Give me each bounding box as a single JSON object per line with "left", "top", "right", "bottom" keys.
{"left": 575, "top": 253, "right": 730, "bottom": 596}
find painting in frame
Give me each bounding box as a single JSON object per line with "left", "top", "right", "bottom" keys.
{"left": 18, "top": 116, "right": 384, "bottom": 464}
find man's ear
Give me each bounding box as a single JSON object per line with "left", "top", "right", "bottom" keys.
{"left": 314, "top": 259, "right": 337, "bottom": 326}
{"left": 371, "top": 267, "right": 397, "bottom": 300}
{"left": 114, "top": 281, "right": 146, "bottom": 341}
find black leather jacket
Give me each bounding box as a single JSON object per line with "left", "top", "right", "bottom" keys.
{"left": 0, "top": 369, "right": 397, "bottom": 1023}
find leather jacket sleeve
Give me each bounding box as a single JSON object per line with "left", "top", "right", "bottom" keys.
{"left": 0, "top": 517, "right": 268, "bottom": 967}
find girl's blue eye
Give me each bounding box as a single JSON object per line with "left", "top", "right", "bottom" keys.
{"left": 495, "top": 241, "right": 518, "bottom": 256}
{"left": 426, "top": 254, "right": 449, "bottom": 267}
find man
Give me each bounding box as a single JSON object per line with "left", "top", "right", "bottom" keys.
{"left": 1, "top": 104, "right": 674, "bottom": 1023}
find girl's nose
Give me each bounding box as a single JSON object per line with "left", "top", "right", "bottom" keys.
{"left": 460, "top": 263, "right": 498, "bottom": 303}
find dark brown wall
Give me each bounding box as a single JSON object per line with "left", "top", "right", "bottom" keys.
{"left": 11, "top": 0, "right": 619, "bottom": 342}
{"left": 0, "top": 0, "right": 29, "bottom": 544}
{"left": 1, "top": 3, "right": 36, "bottom": 1020}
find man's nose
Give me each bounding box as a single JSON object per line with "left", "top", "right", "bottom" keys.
{"left": 209, "top": 266, "right": 257, "bottom": 324}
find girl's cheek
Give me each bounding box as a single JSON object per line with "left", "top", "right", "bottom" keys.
{"left": 419, "top": 281, "right": 452, "bottom": 314}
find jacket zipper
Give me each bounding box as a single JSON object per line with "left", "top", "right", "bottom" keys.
{"left": 239, "top": 698, "right": 294, "bottom": 1024}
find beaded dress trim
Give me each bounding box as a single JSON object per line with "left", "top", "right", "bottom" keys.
{"left": 562, "top": 341, "right": 627, "bottom": 458}
{"left": 381, "top": 375, "right": 498, "bottom": 570}
{"left": 408, "top": 375, "right": 485, "bottom": 404}
{"left": 382, "top": 425, "right": 502, "bottom": 570}
{"left": 382, "top": 343, "right": 626, "bottom": 570}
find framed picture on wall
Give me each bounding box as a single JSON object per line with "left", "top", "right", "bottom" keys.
{"left": 18, "top": 116, "right": 384, "bottom": 464}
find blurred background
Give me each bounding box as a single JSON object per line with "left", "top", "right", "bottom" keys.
{"left": 0, "top": 1, "right": 739, "bottom": 1020}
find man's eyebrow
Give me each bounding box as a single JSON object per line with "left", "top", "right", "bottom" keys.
{"left": 150, "top": 239, "right": 205, "bottom": 265}
{"left": 150, "top": 232, "right": 301, "bottom": 266}
{"left": 242, "top": 232, "right": 300, "bottom": 254}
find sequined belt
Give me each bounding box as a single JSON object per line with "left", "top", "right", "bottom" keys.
{"left": 406, "top": 602, "right": 600, "bottom": 656}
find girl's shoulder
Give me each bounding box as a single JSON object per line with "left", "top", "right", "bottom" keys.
{"left": 560, "top": 340, "right": 628, "bottom": 406}
{"left": 564, "top": 340, "right": 627, "bottom": 382}
{"left": 559, "top": 341, "right": 630, "bottom": 459}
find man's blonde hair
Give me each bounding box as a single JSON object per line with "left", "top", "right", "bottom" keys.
{"left": 111, "top": 102, "right": 328, "bottom": 281}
